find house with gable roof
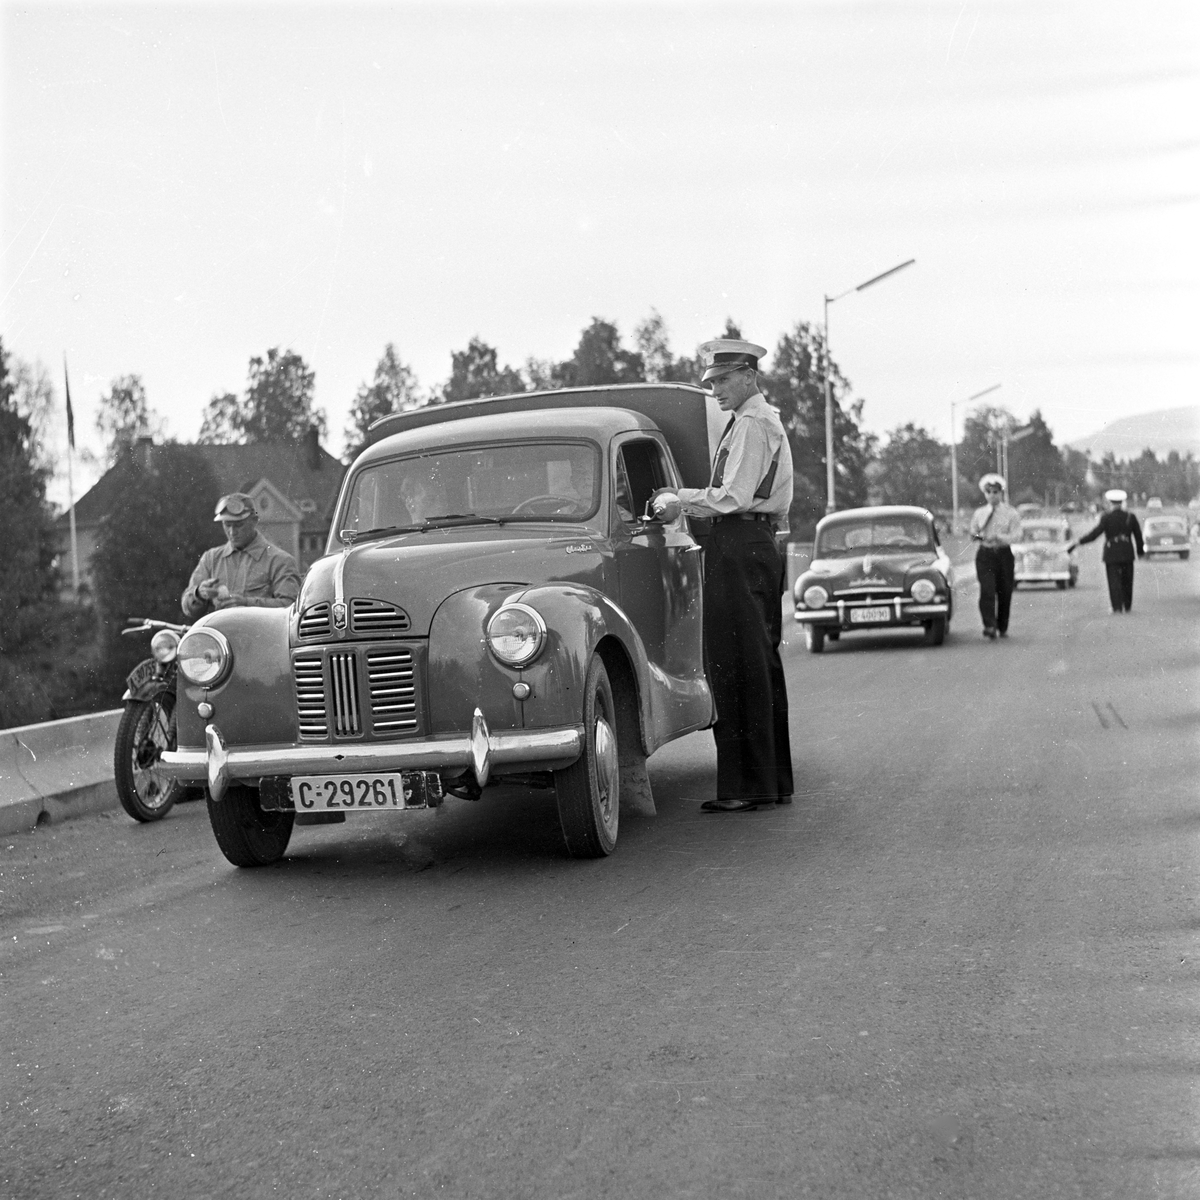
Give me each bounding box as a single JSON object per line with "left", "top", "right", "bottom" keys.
{"left": 54, "top": 428, "right": 346, "bottom": 599}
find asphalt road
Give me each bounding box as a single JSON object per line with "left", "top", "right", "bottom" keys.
{"left": 2, "top": 547, "right": 1197, "bottom": 1200}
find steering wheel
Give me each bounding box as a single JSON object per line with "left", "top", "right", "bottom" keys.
{"left": 511, "top": 495, "right": 588, "bottom": 517}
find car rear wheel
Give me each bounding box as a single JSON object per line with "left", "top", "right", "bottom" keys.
{"left": 207, "top": 784, "right": 294, "bottom": 867}
{"left": 804, "top": 625, "right": 825, "bottom": 654}
{"left": 826, "top": 630, "right": 840, "bottom": 641}
{"left": 1056, "top": 580, "right": 1067, "bottom": 590}
{"left": 922, "top": 617, "right": 946, "bottom": 646}
{"left": 1181, "top": 552, "right": 1190, "bottom": 560}
{"left": 554, "top": 656, "right": 620, "bottom": 858}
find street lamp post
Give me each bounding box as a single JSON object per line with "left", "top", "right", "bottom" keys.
{"left": 823, "top": 258, "right": 915, "bottom": 513}
{"left": 950, "top": 383, "right": 1001, "bottom": 533}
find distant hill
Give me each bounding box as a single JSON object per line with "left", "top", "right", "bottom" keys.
{"left": 1067, "top": 406, "right": 1200, "bottom": 461}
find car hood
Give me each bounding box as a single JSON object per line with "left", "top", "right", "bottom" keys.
{"left": 806, "top": 549, "right": 944, "bottom": 589}
{"left": 295, "top": 524, "right": 606, "bottom": 638}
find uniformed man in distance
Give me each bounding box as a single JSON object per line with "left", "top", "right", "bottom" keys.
{"left": 181, "top": 493, "right": 303, "bottom": 618}
{"left": 1066, "top": 488, "right": 1144, "bottom": 613}
{"left": 969, "top": 472, "right": 1022, "bottom": 640}
{"left": 653, "top": 339, "right": 795, "bottom": 812}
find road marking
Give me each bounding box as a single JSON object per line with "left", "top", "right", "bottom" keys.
{"left": 1091, "top": 703, "right": 1109, "bottom": 730}
{"left": 1106, "top": 702, "right": 1128, "bottom": 729}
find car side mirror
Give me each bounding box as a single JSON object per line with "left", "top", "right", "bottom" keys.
{"left": 645, "top": 490, "right": 682, "bottom": 524}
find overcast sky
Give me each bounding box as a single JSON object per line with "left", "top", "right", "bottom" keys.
{"left": 3, "top": 0, "right": 1197, "bottom": 505}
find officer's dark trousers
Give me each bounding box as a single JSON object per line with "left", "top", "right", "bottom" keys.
{"left": 703, "top": 521, "right": 793, "bottom": 802}
{"left": 976, "top": 546, "right": 1015, "bottom": 633}
{"left": 1105, "top": 561, "right": 1135, "bottom": 612}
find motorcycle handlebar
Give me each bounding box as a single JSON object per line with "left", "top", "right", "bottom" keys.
{"left": 121, "top": 617, "right": 189, "bottom": 637}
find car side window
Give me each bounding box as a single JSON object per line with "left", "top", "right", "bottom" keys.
{"left": 615, "top": 439, "right": 672, "bottom": 525}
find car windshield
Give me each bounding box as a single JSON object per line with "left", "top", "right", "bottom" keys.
{"left": 816, "top": 517, "right": 934, "bottom": 557}
{"left": 1145, "top": 517, "right": 1186, "bottom": 535}
{"left": 1019, "top": 524, "right": 1065, "bottom": 543}
{"left": 337, "top": 440, "right": 600, "bottom": 543}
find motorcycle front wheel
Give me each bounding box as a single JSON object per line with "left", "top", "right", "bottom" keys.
{"left": 114, "top": 695, "right": 182, "bottom": 822}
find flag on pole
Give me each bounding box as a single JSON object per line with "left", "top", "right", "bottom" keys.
{"left": 63, "top": 355, "right": 75, "bottom": 449}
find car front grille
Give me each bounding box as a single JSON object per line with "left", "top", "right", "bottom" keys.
{"left": 292, "top": 645, "right": 419, "bottom": 740}
{"left": 299, "top": 603, "right": 331, "bottom": 639}
{"left": 351, "top": 598, "right": 410, "bottom": 634}
{"left": 832, "top": 587, "right": 903, "bottom": 602}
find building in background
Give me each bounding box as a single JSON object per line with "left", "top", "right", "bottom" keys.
{"left": 53, "top": 427, "right": 345, "bottom": 599}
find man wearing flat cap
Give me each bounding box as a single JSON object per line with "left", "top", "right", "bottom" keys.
{"left": 969, "top": 473, "right": 1022, "bottom": 639}
{"left": 669, "top": 338, "right": 795, "bottom": 812}
{"left": 1067, "top": 489, "right": 1144, "bottom": 613}
{"left": 181, "top": 493, "right": 302, "bottom": 619}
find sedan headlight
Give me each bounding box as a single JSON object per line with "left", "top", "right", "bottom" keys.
{"left": 910, "top": 579, "right": 937, "bottom": 604}
{"left": 801, "top": 585, "right": 829, "bottom": 610}
{"left": 486, "top": 604, "right": 547, "bottom": 667}
{"left": 150, "top": 629, "right": 180, "bottom": 663}
{"left": 177, "top": 628, "right": 232, "bottom": 687}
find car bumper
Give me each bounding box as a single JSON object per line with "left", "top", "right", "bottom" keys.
{"left": 160, "top": 707, "right": 584, "bottom": 802}
{"left": 1015, "top": 569, "right": 1072, "bottom": 581}
{"left": 793, "top": 600, "right": 950, "bottom": 626}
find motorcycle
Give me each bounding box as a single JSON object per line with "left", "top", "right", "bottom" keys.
{"left": 113, "top": 617, "right": 190, "bottom": 822}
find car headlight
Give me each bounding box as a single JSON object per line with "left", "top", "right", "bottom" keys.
{"left": 486, "top": 604, "right": 547, "bottom": 667}
{"left": 177, "top": 628, "right": 232, "bottom": 687}
{"left": 910, "top": 579, "right": 937, "bottom": 603}
{"left": 150, "top": 629, "right": 180, "bottom": 663}
{"left": 801, "top": 585, "right": 828, "bottom": 610}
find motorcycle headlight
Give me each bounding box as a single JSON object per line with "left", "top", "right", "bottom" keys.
{"left": 177, "top": 628, "right": 232, "bottom": 687}
{"left": 910, "top": 579, "right": 937, "bottom": 604}
{"left": 150, "top": 629, "right": 180, "bottom": 663}
{"left": 486, "top": 604, "right": 547, "bottom": 667}
{"left": 801, "top": 585, "right": 828, "bottom": 610}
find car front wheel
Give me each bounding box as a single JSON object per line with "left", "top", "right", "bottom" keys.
{"left": 923, "top": 617, "right": 946, "bottom": 646}
{"left": 554, "top": 656, "right": 620, "bottom": 858}
{"left": 207, "top": 784, "right": 294, "bottom": 867}
{"left": 804, "top": 625, "right": 825, "bottom": 654}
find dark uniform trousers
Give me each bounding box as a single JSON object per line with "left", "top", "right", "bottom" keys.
{"left": 1105, "top": 562, "right": 1135, "bottom": 612}
{"left": 976, "top": 545, "right": 1015, "bottom": 633}
{"left": 703, "top": 520, "right": 793, "bottom": 802}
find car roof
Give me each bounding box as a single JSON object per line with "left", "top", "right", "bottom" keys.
{"left": 816, "top": 505, "right": 935, "bottom": 530}
{"left": 354, "top": 405, "right": 660, "bottom": 466}
{"left": 1021, "top": 518, "right": 1068, "bottom": 527}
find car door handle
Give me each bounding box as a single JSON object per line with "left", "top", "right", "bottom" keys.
{"left": 683, "top": 545, "right": 703, "bottom": 554}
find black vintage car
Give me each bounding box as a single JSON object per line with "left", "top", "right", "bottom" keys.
{"left": 792, "top": 506, "right": 955, "bottom": 652}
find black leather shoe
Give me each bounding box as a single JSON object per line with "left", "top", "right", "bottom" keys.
{"left": 982, "top": 626, "right": 997, "bottom": 639}
{"left": 701, "top": 798, "right": 769, "bottom": 813}
{"left": 998, "top": 630, "right": 1008, "bottom": 638}
{"left": 775, "top": 795, "right": 793, "bottom": 805}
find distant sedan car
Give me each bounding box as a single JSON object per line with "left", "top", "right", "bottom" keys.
{"left": 1012, "top": 518, "right": 1078, "bottom": 590}
{"left": 1143, "top": 514, "right": 1189, "bottom": 559}
{"left": 792, "top": 506, "right": 954, "bottom": 652}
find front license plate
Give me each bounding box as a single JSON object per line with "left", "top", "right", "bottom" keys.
{"left": 1162, "top": 538, "right": 1176, "bottom": 545}
{"left": 850, "top": 606, "right": 890, "bottom": 624}
{"left": 290, "top": 772, "right": 441, "bottom": 812}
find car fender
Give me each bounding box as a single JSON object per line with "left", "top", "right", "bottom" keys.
{"left": 176, "top": 608, "right": 296, "bottom": 751}
{"left": 429, "top": 582, "right": 664, "bottom": 757}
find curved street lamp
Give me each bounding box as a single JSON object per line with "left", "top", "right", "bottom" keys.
{"left": 823, "top": 258, "right": 915, "bottom": 513}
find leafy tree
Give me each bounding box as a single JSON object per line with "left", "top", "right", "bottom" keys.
{"left": 344, "top": 344, "right": 422, "bottom": 458}
{"left": 876, "top": 423, "right": 952, "bottom": 510}
{"left": 554, "top": 319, "right": 644, "bottom": 388}
{"left": 1003, "top": 410, "right": 1068, "bottom": 503}
{"left": 958, "top": 405, "right": 1016, "bottom": 486}
{"left": 197, "top": 347, "right": 326, "bottom": 443}
{"left": 762, "top": 320, "right": 872, "bottom": 531}
{"left": 440, "top": 337, "right": 525, "bottom": 403}
{"left": 96, "top": 374, "right": 163, "bottom": 466}
{"left": 0, "top": 337, "right": 58, "bottom": 652}
{"left": 633, "top": 310, "right": 700, "bottom": 384}
{"left": 91, "top": 444, "right": 221, "bottom": 659}
{"left": 10, "top": 358, "right": 56, "bottom": 475}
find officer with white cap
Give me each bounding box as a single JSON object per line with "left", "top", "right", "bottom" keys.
{"left": 181, "top": 493, "right": 302, "bottom": 617}
{"left": 1067, "top": 489, "right": 1144, "bottom": 613}
{"left": 969, "top": 473, "right": 1022, "bottom": 639}
{"left": 668, "top": 338, "right": 794, "bottom": 811}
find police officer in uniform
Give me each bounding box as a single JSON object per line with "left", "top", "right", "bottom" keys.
{"left": 969, "top": 472, "right": 1022, "bottom": 640}
{"left": 1067, "top": 489, "right": 1144, "bottom": 612}
{"left": 182, "top": 493, "right": 302, "bottom": 618}
{"left": 658, "top": 339, "right": 794, "bottom": 812}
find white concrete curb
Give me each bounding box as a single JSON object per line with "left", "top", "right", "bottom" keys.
{"left": 0, "top": 710, "right": 124, "bottom": 836}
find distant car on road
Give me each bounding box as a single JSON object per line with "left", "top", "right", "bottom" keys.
{"left": 1012, "top": 518, "right": 1078, "bottom": 590}
{"left": 1147, "top": 497, "right": 1163, "bottom": 510}
{"left": 792, "top": 506, "right": 954, "bottom": 652}
{"left": 1143, "top": 514, "right": 1189, "bottom": 559}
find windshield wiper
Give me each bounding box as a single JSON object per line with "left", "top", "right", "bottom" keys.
{"left": 342, "top": 524, "right": 424, "bottom": 544}
{"left": 418, "top": 514, "right": 505, "bottom": 529}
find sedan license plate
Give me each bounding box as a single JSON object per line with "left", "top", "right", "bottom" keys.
{"left": 850, "top": 606, "right": 890, "bottom": 624}
{"left": 1161, "top": 538, "right": 1176, "bottom": 545}
{"left": 290, "top": 772, "right": 441, "bottom": 813}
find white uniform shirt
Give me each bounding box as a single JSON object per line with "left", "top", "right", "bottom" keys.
{"left": 676, "top": 393, "right": 793, "bottom": 527}
{"left": 969, "top": 501, "right": 1022, "bottom": 547}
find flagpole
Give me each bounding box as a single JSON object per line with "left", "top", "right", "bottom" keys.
{"left": 63, "top": 355, "right": 80, "bottom": 598}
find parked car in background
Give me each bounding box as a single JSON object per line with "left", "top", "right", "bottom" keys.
{"left": 1012, "top": 518, "right": 1078, "bottom": 590}
{"left": 161, "top": 384, "right": 728, "bottom": 865}
{"left": 1143, "top": 513, "right": 1190, "bottom": 559}
{"left": 792, "top": 506, "right": 954, "bottom": 652}
{"left": 1147, "top": 497, "right": 1163, "bottom": 510}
